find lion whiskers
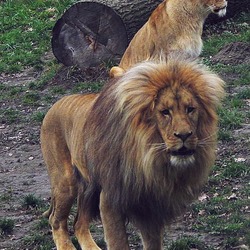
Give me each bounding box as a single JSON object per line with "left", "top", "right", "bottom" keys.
{"left": 151, "top": 143, "right": 168, "bottom": 153}
{"left": 197, "top": 133, "right": 217, "bottom": 147}
{"left": 150, "top": 143, "right": 196, "bottom": 168}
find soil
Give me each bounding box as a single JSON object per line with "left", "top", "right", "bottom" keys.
{"left": 0, "top": 43, "right": 249, "bottom": 250}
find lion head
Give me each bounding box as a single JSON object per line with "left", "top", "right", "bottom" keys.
{"left": 84, "top": 60, "right": 224, "bottom": 220}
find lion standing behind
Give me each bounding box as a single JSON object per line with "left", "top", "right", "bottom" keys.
{"left": 110, "top": 0, "right": 227, "bottom": 77}
{"left": 41, "top": 60, "right": 224, "bottom": 250}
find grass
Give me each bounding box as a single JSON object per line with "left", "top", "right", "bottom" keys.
{"left": 202, "top": 13, "right": 250, "bottom": 57}
{"left": 0, "top": 0, "right": 77, "bottom": 73}
{"left": 218, "top": 107, "right": 244, "bottom": 130}
{"left": 23, "top": 233, "right": 55, "bottom": 250}
{"left": 22, "top": 194, "right": 44, "bottom": 209}
{"left": 168, "top": 236, "right": 212, "bottom": 250}
{"left": 0, "top": 218, "right": 15, "bottom": 235}
{"left": 190, "top": 158, "right": 250, "bottom": 248}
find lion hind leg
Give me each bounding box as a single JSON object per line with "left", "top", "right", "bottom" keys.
{"left": 75, "top": 223, "right": 101, "bottom": 250}
{"left": 48, "top": 180, "right": 77, "bottom": 250}
{"left": 74, "top": 188, "right": 101, "bottom": 250}
{"left": 42, "top": 144, "right": 78, "bottom": 249}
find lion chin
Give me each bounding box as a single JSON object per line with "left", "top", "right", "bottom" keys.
{"left": 41, "top": 59, "right": 225, "bottom": 250}
{"left": 210, "top": 4, "right": 227, "bottom": 17}
{"left": 171, "top": 155, "right": 196, "bottom": 168}
{"left": 170, "top": 148, "right": 196, "bottom": 168}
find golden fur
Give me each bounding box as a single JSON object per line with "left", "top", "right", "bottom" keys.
{"left": 110, "top": 0, "right": 227, "bottom": 77}
{"left": 41, "top": 60, "right": 224, "bottom": 250}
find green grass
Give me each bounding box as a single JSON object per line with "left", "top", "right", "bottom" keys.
{"left": 202, "top": 12, "right": 250, "bottom": 57}
{"left": 190, "top": 159, "right": 250, "bottom": 248}
{"left": 236, "top": 88, "right": 250, "bottom": 99}
{"left": 23, "top": 233, "right": 54, "bottom": 250}
{"left": 168, "top": 236, "right": 212, "bottom": 250}
{"left": 0, "top": 0, "right": 77, "bottom": 73}
{"left": 223, "top": 161, "right": 249, "bottom": 178}
{"left": 35, "top": 217, "right": 50, "bottom": 231}
{"left": 22, "top": 194, "right": 44, "bottom": 209}
{"left": 0, "top": 218, "right": 15, "bottom": 235}
{"left": 0, "top": 108, "right": 22, "bottom": 124}
{"left": 218, "top": 107, "right": 244, "bottom": 130}
{"left": 31, "top": 111, "right": 46, "bottom": 123}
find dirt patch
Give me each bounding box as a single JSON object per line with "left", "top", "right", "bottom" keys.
{"left": 211, "top": 41, "right": 250, "bottom": 65}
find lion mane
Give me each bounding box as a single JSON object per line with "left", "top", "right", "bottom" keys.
{"left": 41, "top": 60, "right": 224, "bottom": 249}
{"left": 85, "top": 60, "right": 224, "bottom": 220}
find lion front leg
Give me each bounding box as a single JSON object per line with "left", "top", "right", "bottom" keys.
{"left": 75, "top": 216, "right": 101, "bottom": 250}
{"left": 138, "top": 223, "right": 164, "bottom": 250}
{"left": 100, "top": 191, "right": 130, "bottom": 250}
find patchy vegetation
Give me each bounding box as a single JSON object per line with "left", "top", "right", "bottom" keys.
{"left": 0, "top": 1, "right": 249, "bottom": 249}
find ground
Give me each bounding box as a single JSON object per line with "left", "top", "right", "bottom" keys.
{"left": 0, "top": 43, "right": 249, "bottom": 250}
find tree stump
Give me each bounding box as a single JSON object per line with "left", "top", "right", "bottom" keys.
{"left": 52, "top": 2, "right": 128, "bottom": 68}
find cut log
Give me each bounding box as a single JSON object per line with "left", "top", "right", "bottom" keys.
{"left": 52, "top": 2, "right": 128, "bottom": 68}
{"left": 75, "top": 0, "right": 163, "bottom": 41}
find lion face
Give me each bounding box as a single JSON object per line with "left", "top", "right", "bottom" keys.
{"left": 155, "top": 86, "right": 200, "bottom": 168}
{"left": 203, "top": 0, "right": 227, "bottom": 17}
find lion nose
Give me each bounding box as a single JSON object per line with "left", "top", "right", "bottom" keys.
{"left": 174, "top": 131, "right": 193, "bottom": 142}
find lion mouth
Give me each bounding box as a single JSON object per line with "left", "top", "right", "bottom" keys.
{"left": 212, "top": 5, "right": 227, "bottom": 17}
{"left": 171, "top": 147, "right": 195, "bottom": 157}
{"left": 213, "top": 6, "right": 226, "bottom": 13}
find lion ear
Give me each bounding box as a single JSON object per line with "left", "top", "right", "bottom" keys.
{"left": 109, "top": 66, "right": 125, "bottom": 78}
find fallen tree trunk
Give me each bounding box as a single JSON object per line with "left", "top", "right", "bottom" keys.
{"left": 77, "top": 0, "right": 163, "bottom": 41}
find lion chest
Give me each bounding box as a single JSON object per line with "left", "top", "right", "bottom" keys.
{"left": 166, "top": 35, "right": 203, "bottom": 59}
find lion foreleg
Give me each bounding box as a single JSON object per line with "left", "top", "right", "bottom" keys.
{"left": 138, "top": 224, "right": 164, "bottom": 250}
{"left": 52, "top": 226, "right": 77, "bottom": 250}
{"left": 100, "top": 191, "right": 130, "bottom": 250}
{"left": 75, "top": 219, "right": 101, "bottom": 250}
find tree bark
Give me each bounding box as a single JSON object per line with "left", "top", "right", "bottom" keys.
{"left": 78, "top": 0, "right": 162, "bottom": 41}
{"left": 52, "top": 2, "right": 129, "bottom": 68}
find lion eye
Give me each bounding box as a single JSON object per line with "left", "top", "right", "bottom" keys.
{"left": 161, "top": 109, "right": 170, "bottom": 116}
{"left": 187, "top": 107, "right": 195, "bottom": 114}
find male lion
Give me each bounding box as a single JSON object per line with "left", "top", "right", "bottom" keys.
{"left": 110, "top": 0, "right": 227, "bottom": 77}
{"left": 41, "top": 60, "right": 224, "bottom": 250}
